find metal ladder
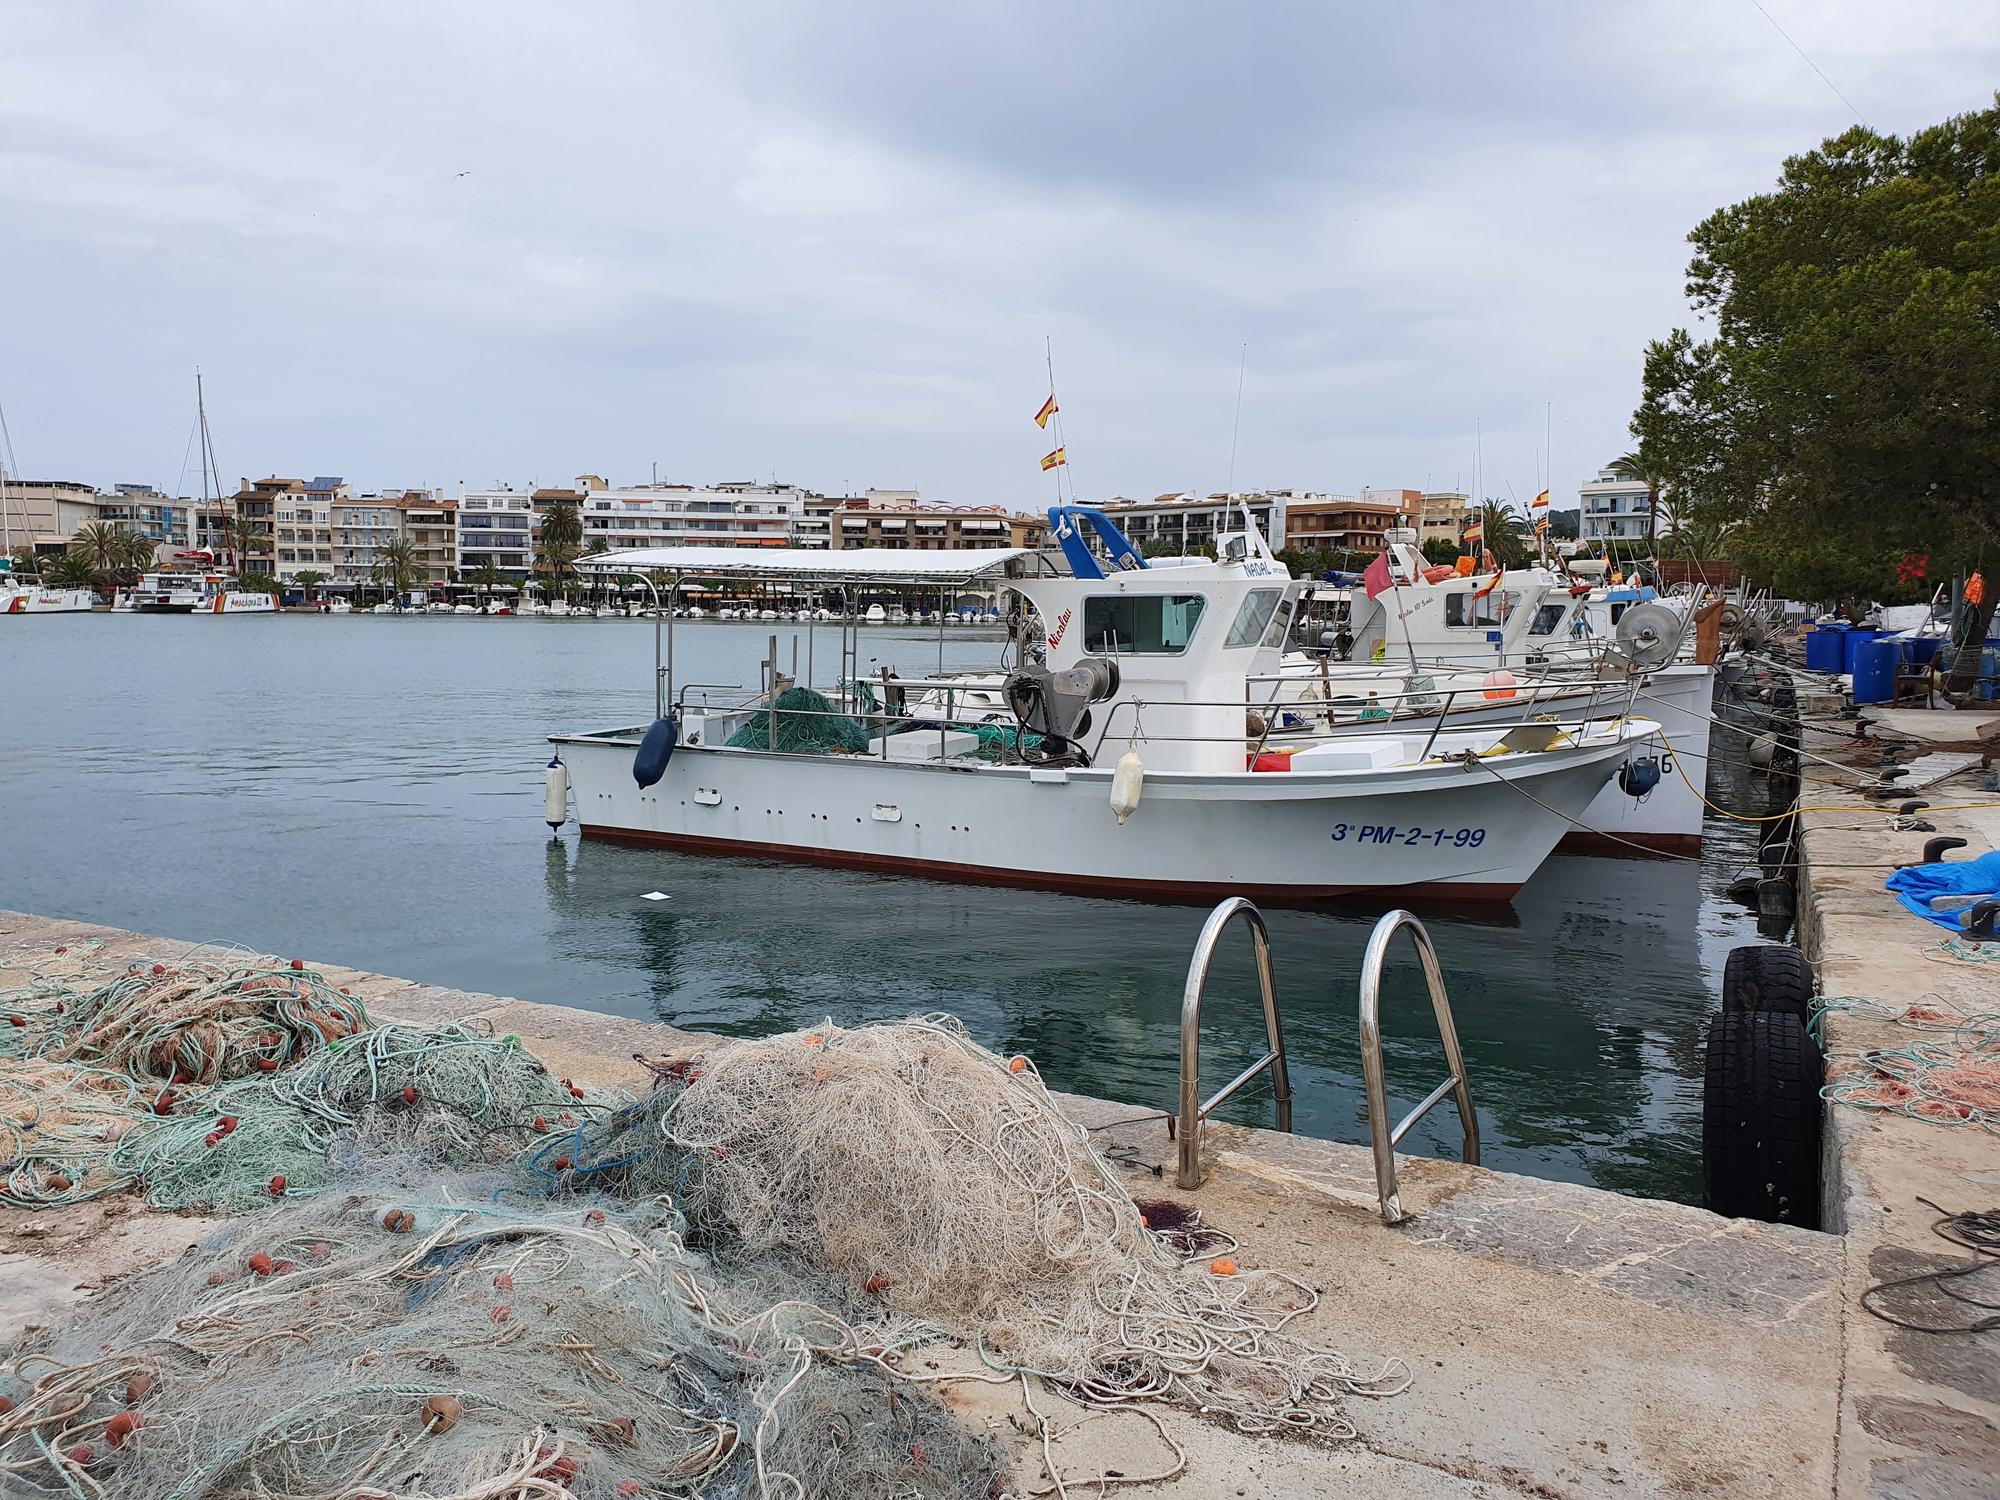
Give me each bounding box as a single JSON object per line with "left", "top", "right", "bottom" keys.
{"left": 1358, "top": 909, "right": 1480, "bottom": 1224}
{"left": 1175, "top": 898, "right": 1294, "bottom": 1189}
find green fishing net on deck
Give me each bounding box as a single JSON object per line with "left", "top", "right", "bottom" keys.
{"left": 726, "top": 687, "right": 874, "bottom": 754}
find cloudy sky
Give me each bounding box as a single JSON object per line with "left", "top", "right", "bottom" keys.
{"left": 2, "top": 3, "right": 1994, "bottom": 513}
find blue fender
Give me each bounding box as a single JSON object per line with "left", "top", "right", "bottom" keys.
{"left": 633, "top": 715, "right": 678, "bottom": 789}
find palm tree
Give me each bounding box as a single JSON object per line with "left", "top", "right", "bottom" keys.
{"left": 293, "top": 569, "right": 327, "bottom": 601}
{"left": 537, "top": 501, "right": 582, "bottom": 599}
{"left": 43, "top": 552, "right": 98, "bottom": 588}
{"left": 226, "top": 516, "right": 262, "bottom": 574}
{"left": 113, "top": 531, "right": 156, "bottom": 580}
{"left": 465, "top": 561, "right": 504, "bottom": 608}
{"left": 69, "top": 522, "right": 125, "bottom": 580}
{"left": 1471, "top": 499, "right": 1530, "bottom": 569}
{"left": 1606, "top": 451, "right": 1672, "bottom": 552}
{"left": 373, "top": 538, "right": 421, "bottom": 602}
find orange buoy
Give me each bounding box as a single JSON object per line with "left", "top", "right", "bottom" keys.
{"left": 151, "top": 964, "right": 166, "bottom": 976}
{"left": 105, "top": 1412, "right": 140, "bottom": 1447}
{"left": 66, "top": 1444, "right": 91, "bottom": 1467}
{"left": 864, "top": 1275, "right": 891, "bottom": 1294}
{"left": 1481, "top": 669, "right": 1518, "bottom": 701}
{"left": 1008, "top": 1056, "right": 1028, "bottom": 1074}
{"left": 401, "top": 1085, "right": 417, "bottom": 1105}
{"left": 269, "top": 1175, "right": 287, "bottom": 1196}
{"left": 248, "top": 1253, "right": 275, "bottom": 1277}
{"left": 420, "top": 1394, "right": 462, "bottom": 1433}
{"left": 1210, "top": 1257, "right": 1239, "bottom": 1277}
{"left": 289, "top": 959, "right": 304, "bottom": 971}
{"left": 125, "top": 1373, "right": 154, "bottom": 1402}
{"left": 533, "top": 1115, "right": 548, "bottom": 1131}
{"left": 553, "top": 1156, "right": 572, "bottom": 1171}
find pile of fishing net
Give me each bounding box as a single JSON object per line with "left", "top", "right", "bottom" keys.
{"left": 17, "top": 946, "right": 369, "bottom": 1097}
{"left": 556, "top": 1017, "right": 1407, "bottom": 1437}
{"left": 725, "top": 687, "right": 873, "bottom": 755}
{"left": 1, "top": 944, "right": 596, "bottom": 1212}
{"left": 0, "top": 1164, "right": 998, "bottom": 1500}
{"left": 1817, "top": 993, "right": 2000, "bottom": 1132}
{"left": 115, "top": 1022, "right": 594, "bottom": 1212}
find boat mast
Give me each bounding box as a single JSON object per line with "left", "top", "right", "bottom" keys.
{"left": 0, "top": 398, "right": 15, "bottom": 564}
{"left": 196, "top": 371, "right": 228, "bottom": 571}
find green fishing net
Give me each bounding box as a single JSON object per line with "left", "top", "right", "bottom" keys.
{"left": 725, "top": 688, "right": 874, "bottom": 754}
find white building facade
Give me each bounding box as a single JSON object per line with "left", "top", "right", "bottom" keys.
{"left": 457, "top": 489, "right": 538, "bottom": 581}
{"left": 1578, "top": 468, "right": 1652, "bottom": 543}
{"left": 579, "top": 482, "right": 805, "bottom": 551}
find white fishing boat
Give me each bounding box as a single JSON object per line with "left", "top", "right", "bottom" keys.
{"left": 328, "top": 598, "right": 353, "bottom": 615}
{"left": 1268, "top": 532, "right": 1719, "bottom": 853}
{"left": 550, "top": 510, "right": 1661, "bottom": 904}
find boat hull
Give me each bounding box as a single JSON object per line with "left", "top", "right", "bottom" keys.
{"left": 554, "top": 728, "right": 1647, "bottom": 904}
{"left": 3, "top": 590, "right": 95, "bottom": 614}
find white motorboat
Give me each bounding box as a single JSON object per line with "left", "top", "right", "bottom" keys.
{"left": 2, "top": 580, "right": 95, "bottom": 614}
{"left": 552, "top": 510, "right": 1660, "bottom": 904}
{"left": 328, "top": 598, "right": 353, "bottom": 615}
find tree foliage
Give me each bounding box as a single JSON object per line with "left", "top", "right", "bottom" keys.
{"left": 1419, "top": 537, "right": 1462, "bottom": 566}
{"left": 1474, "top": 499, "right": 1530, "bottom": 568}
{"left": 1634, "top": 97, "right": 2000, "bottom": 600}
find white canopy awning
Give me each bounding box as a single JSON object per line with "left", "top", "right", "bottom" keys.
{"left": 576, "top": 545, "right": 1031, "bottom": 584}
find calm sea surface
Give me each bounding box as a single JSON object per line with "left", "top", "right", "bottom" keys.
{"left": 0, "top": 613, "right": 1771, "bottom": 1203}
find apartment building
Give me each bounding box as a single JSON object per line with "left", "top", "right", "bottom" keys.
{"left": 577, "top": 481, "right": 806, "bottom": 552}
{"left": 457, "top": 488, "right": 538, "bottom": 581}
{"left": 272, "top": 478, "right": 341, "bottom": 583}
{"left": 824, "top": 492, "right": 1029, "bottom": 551}
{"left": 96, "top": 485, "right": 187, "bottom": 557}
{"left": 331, "top": 492, "right": 401, "bottom": 586}
{"left": 397, "top": 492, "right": 457, "bottom": 585}
{"left": 1578, "top": 467, "right": 1652, "bottom": 543}
{"left": 230, "top": 477, "right": 305, "bottom": 577}
{"left": 0, "top": 478, "right": 101, "bottom": 557}
{"left": 1282, "top": 495, "right": 1403, "bottom": 553}
{"left": 1093, "top": 491, "right": 1290, "bottom": 553}
{"left": 1417, "top": 491, "right": 1473, "bottom": 550}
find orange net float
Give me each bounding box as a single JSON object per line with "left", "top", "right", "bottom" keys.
{"left": 1481, "top": 669, "right": 1519, "bottom": 701}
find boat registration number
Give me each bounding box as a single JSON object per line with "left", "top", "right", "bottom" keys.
{"left": 1332, "top": 823, "right": 1486, "bottom": 848}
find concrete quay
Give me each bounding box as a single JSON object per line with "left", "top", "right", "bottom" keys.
{"left": 1790, "top": 705, "right": 2000, "bottom": 1500}
{"left": 0, "top": 904, "right": 1852, "bottom": 1496}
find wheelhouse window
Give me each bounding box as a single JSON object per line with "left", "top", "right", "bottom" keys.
{"left": 1223, "top": 589, "right": 1282, "bottom": 649}
{"left": 1083, "top": 593, "right": 1206, "bottom": 653}
{"left": 1528, "top": 602, "right": 1567, "bottom": 636}
{"left": 1444, "top": 590, "right": 1519, "bottom": 628}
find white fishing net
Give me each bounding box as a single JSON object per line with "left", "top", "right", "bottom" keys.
{"left": 585, "top": 1017, "right": 1407, "bottom": 1436}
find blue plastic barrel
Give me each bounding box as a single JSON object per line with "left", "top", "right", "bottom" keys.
{"left": 1904, "top": 635, "right": 1943, "bottom": 667}
{"left": 1804, "top": 626, "right": 1845, "bottom": 673}
{"left": 1852, "top": 638, "right": 1901, "bottom": 704}
{"left": 1842, "top": 627, "right": 1882, "bottom": 675}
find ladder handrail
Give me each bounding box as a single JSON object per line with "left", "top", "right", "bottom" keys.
{"left": 1357, "top": 909, "right": 1480, "bottom": 1224}
{"left": 1177, "top": 897, "right": 1293, "bottom": 1189}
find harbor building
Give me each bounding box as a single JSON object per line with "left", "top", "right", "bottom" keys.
{"left": 1579, "top": 466, "right": 1652, "bottom": 543}
{"left": 230, "top": 477, "right": 303, "bottom": 578}
{"left": 0, "top": 478, "right": 102, "bottom": 558}
{"left": 273, "top": 480, "right": 339, "bottom": 584}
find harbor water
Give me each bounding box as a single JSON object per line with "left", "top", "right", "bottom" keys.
{"left": 0, "top": 614, "right": 1769, "bottom": 1204}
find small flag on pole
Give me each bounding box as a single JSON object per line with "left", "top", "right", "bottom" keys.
{"left": 1040, "top": 447, "right": 1067, "bottom": 471}
{"left": 1534, "top": 516, "right": 1549, "bottom": 534}
{"left": 1034, "top": 394, "right": 1059, "bottom": 429}
{"left": 1463, "top": 518, "right": 1483, "bottom": 544}
{"left": 1471, "top": 569, "right": 1501, "bottom": 600}
{"left": 1531, "top": 489, "right": 1549, "bottom": 510}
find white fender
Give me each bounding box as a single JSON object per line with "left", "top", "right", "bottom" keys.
{"left": 1109, "top": 746, "right": 1145, "bottom": 825}
{"left": 544, "top": 756, "right": 570, "bottom": 828}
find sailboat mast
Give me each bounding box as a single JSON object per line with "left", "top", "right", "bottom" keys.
{"left": 0, "top": 399, "right": 14, "bottom": 562}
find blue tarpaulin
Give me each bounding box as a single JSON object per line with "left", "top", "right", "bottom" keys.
{"left": 1885, "top": 850, "right": 2000, "bottom": 930}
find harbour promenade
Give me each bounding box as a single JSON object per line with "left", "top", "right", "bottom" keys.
{"left": 0, "top": 903, "right": 1852, "bottom": 1497}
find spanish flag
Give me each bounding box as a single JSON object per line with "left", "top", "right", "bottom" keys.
{"left": 1034, "top": 394, "right": 1059, "bottom": 430}
{"left": 1463, "top": 518, "right": 1483, "bottom": 544}
{"left": 1040, "top": 447, "right": 1067, "bottom": 471}
{"left": 1531, "top": 489, "right": 1549, "bottom": 510}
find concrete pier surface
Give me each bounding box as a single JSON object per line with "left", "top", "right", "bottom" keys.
{"left": 0, "top": 902, "right": 1870, "bottom": 1497}
{"left": 1791, "top": 706, "right": 2000, "bottom": 1500}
